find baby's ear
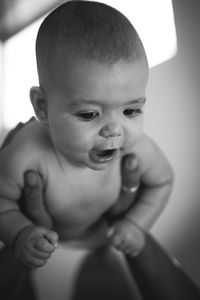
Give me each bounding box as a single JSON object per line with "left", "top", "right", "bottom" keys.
{"left": 30, "top": 86, "right": 48, "bottom": 125}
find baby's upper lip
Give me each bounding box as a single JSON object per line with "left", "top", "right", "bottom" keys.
{"left": 95, "top": 140, "right": 123, "bottom": 151}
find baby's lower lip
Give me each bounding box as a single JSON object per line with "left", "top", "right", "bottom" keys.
{"left": 89, "top": 148, "right": 118, "bottom": 163}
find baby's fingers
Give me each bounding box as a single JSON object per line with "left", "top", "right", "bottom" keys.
{"left": 107, "top": 228, "right": 124, "bottom": 249}
{"left": 33, "top": 236, "right": 56, "bottom": 253}
{"left": 44, "top": 229, "right": 59, "bottom": 248}
{"left": 26, "top": 256, "right": 48, "bottom": 269}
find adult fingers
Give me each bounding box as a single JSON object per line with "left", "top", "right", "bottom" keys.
{"left": 119, "top": 153, "right": 140, "bottom": 207}
{"left": 24, "top": 171, "right": 43, "bottom": 202}
{"left": 121, "top": 153, "right": 140, "bottom": 192}
{"left": 111, "top": 154, "right": 140, "bottom": 213}
{"left": 24, "top": 171, "right": 52, "bottom": 227}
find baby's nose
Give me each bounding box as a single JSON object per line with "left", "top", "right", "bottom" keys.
{"left": 99, "top": 122, "right": 123, "bottom": 138}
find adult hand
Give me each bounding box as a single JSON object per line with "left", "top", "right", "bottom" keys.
{"left": 105, "top": 153, "right": 145, "bottom": 255}
{"left": 105, "top": 153, "right": 140, "bottom": 222}
{"left": 22, "top": 153, "right": 141, "bottom": 237}
{"left": 22, "top": 171, "right": 52, "bottom": 228}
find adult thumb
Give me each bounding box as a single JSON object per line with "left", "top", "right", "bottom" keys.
{"left": 121, "top": 153, "right": 140, "bottom": 191}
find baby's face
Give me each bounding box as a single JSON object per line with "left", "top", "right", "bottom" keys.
{"left": 46, "top": 58, "right": 148, "bottom": 170}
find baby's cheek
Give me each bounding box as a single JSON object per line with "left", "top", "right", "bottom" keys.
{"left": 125, "top": 124, "right": 143, "bottom": 152}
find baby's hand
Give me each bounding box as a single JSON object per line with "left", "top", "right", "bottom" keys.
{"left": 14, "top": 225, "right": 58, "bottom": 268}
{"left": 107, "top": 219, "right": 145, "bottom": 257}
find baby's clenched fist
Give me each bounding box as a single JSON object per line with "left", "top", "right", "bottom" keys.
{"left": 14, "top": 225, "right": 58, "bottom": 268}
{"left": 107, "top": 219, "right": 145, "bottom": 257}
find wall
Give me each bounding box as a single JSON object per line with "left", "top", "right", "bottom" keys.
{"left": 147, "top": 0, "right": 200, "bottom": 287}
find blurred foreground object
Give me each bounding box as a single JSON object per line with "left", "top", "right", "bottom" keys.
{"left": 126, "top": 233, "right": 200, "bottom": 300}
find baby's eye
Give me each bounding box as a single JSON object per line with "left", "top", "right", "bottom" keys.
{"left": 76, "top": 111, "right": 99, "bottom": 121}
{"left": 123, "top": 108, "right": 142, "bottom": 118}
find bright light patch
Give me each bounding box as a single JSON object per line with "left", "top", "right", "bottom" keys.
{"left": 97, "top": 0, "right": 177, "bottom": 67}
{"left": 2, "top": 18, "right": 42, "bottom": 128}
{"left": 1, "top": 0, "right": 177, "bottom": 129}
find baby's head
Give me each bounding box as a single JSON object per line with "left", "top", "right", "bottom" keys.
{"left": 30, "top": 1, "right": 149, "bottom": 169}
{"left": 35, "top": 0, "right": 148, "bottom": 88}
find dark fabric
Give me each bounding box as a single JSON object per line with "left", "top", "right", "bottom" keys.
{"left": 0, "top": 246, "right": 36, "bottom": 300}
{"left": 126, "top": 233, "right": 200, "bottom": 300}
{"left": 73, "top": 233, "right": 200, "bottom": 300}
{"left": 73, "top": 247, "right": 143, "bottom": 300}
{"left": 1, "top": 117, "right": 35, "bottom": 150}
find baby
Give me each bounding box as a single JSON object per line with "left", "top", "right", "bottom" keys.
{"left": 0, "top": 1, "right": 173, "bottom": 268}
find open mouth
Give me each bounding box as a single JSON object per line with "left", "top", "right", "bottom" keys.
{"left": 89, "top": 148, "right": 118, "bottom": 163}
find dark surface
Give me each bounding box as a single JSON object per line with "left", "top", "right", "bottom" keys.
{"left": 0, "top": 245, "right": 36, "bottom": 300}
{"left": 126, "top": 233, "right": 200, "bottom": 300}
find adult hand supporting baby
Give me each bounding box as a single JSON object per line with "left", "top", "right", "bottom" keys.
{"left": 23, "top": 154, "right": 141, "bottom": 227}
{"left": 23, "top": 171, "right": 52, "bottom": 228}
{"left": 0, "top": 126, "right": 58, "bottom": 268}
{"left": 23, "top": 153, "right": 144, "bottom": 257}
{"left": 106, "top": 153, "right": 145, "bottom": 256}
{"left": 22, "top": 154, "right": 200, "bottom": 298}
{"left": 107, "top": 153, "right": 140, "bottom": 218}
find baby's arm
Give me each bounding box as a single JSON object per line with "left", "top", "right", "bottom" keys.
{"left": 108, "top": 135, "right": 174, "bottom": 256}
{"left": 0, "top": 145, "right": 58, "bottom": 267}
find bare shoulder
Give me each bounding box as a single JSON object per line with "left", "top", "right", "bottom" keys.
{"left": 132, "top": 133, "right": 174, "bottom": 185}
{"left": 0, "top": 120, "right": 50, "bottom": 193}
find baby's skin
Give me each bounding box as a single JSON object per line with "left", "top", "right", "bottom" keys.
{"left": 0, "top": 118, "right": 173, "bottom": 267}
{"left": 0, "top": 58, "right": 173, "bottom": 268}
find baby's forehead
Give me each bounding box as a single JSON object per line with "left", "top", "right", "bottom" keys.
{"left": 43, "top": 52, "right": 148, "bottom": 98}
{"left": 51, "top": 56, "right": 148, "bottom": 110}
{"left": 50, "top": 48, "right": 147, "bottom": 74}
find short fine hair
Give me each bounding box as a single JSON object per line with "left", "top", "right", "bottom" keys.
{"left": 36, "top": 0, "right": 147, "bottom": 84}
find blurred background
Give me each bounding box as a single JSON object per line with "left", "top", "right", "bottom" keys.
{"left": 0, "top": 0, "right": 200, "bottom": 289}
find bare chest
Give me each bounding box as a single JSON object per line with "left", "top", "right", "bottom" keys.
{"left": 44, "top": 161, "right": 121, "bottom": 230}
